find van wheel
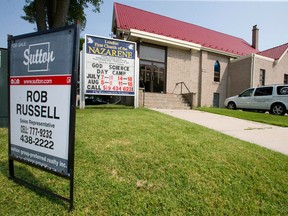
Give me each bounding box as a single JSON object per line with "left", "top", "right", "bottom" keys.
{"left": 270, "top": 103, "right": 286, "bottom": 115}
{"left": 227, "top": 102, "right": 236, "bottom": 110}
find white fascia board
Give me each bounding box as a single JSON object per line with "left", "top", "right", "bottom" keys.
{"left": 255, "top": 54, "right": 274, "bottom": 62}
{"left": 129, "top": 29, "right": 201, "bottom": 51}
{"left": 230, "top": 53, "right": 274, "bottom": 64}
{"left": 230, "top": 54, "right": 252, "bottom": 63}
{"left": 202, "top": 47, "right": 241, "bottom": 58}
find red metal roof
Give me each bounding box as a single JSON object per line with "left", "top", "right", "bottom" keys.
{"left": 257, "top": 43, "right": 288, "bottom": 60}
{"left": 114, "top": 3, "right": 258, "bottom": 56}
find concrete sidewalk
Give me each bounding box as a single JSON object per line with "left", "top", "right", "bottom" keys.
{"left": 152, "top": 109, "right": 288, "bottom": 156}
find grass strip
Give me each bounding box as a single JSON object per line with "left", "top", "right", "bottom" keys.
{"left": 0, "top": 106, "right": 287, "bottom": 215}
{"left": 196, "top": 107, "right": 288, "bottom": 127}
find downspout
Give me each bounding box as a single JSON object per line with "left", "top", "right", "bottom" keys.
{"left": 250, "top": 53, "right": 255, "bottom": 87}
{"left": 198, "top": 51, "right": 203, "bottom": 107}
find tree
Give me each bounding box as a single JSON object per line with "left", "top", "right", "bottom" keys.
{"left": 22, "top": 0, "right": 103, "bottom": 31}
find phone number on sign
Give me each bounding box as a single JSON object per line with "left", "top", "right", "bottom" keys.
{"left": 20, "top": 126, "right": 53, "bottom": 139}
{"left": 20, "top": 135, "right": 54, "bottom": 150}
{"left": 102, "top": 86, "right": 133, "bottom": 91}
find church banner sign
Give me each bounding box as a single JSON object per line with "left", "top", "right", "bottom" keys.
{"left": 84, "top": 35, "right": 136, "bottom": 96}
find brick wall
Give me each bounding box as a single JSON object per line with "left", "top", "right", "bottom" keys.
{"left": 200, "top": 51, "right": 230, "bottom": 107}
{"left": 229, "top": 56, "right": 252, "bottom": 96}
{"left": 138, "top": 42, "right": 288, "bottom": 109}
{"left": 166, "top": 47, "right": 200, "bottom": 95}
{"left": 166, "top": 47, "right": 230, "bottom": 108}
{"left": 254, "top": 54, "right": 288, "bottom": 86}
{"left": 228, "top": 53, "right": 288, "bottom": 97}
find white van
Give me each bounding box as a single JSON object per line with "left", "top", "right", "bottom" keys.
{"left": 224, "top": 85, "right": 288, "bottom": 115}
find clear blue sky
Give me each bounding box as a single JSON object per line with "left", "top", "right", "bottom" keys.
{"left": 1, "top": 0, "right": 288, "bottom": 51}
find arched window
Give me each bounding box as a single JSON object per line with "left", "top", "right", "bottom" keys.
{"left": 214, "top": 61, "right": 220, "bottom": 82}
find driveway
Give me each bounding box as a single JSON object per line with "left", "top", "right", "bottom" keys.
{"left": 152, "top": 109, "right": 288, "bottom": 156}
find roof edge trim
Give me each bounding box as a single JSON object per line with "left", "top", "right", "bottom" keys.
{"left": 230, "top": 54, "right": 252, "bottom": 63}
{"left": 230, "top": 53, "right": 274, "bottom": 63}
{"left": 275, "top": 47, "right": 288, "bottom": 64}
{"left": 255, "top": 54, "right": 274, "bottom": 62}
{"left": 129, "top": 29, "right": 201, "bottom": 51}
{"left": 202, "top": 47, "right": 240, "bottom": 58}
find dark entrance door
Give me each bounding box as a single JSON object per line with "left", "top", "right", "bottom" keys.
{"left": 140, "top": 61, "right": 165, "bottom": 93}
{"left": 139, "top": 44, "right": 166, "bottom": 93}
{"left": 213, "top": 93, "right": 220, "bottom": 108}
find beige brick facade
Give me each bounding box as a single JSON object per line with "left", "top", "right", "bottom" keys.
{"left": 229, "top": 56, "right": 252, "bottom": 96}
{"left": 117, "top": 33, "right": 288, "bottom": 109}
{"left": 166, "top": 47, "right": 200, "bottom": 95}
{"left": 166, "top": 46, "right": 288, "bottom": 108}
{"left": 229, "top": 53, "right": 288, "bottom": 98}
{"left": 253, "top": 54, "right": 288, "bottom": 86}
{"left": 166, "top": 47, "right": 231, "bottom": 108}
{"left": 200, "top": 51, "right": 229, "bottom": 107}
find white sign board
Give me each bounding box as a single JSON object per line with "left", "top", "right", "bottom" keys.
{"left": 9, "top": 27, "right": 77, "bottom": 176}
{"left": 84, "top": 35, "right": 137, "bottom": 96}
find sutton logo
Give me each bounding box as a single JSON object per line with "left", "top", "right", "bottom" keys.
{"left": 23, "top": 42, "right": 55, "bottom": 72}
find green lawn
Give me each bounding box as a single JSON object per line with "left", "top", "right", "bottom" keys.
{"left": 0, "top": 106, "right": 288, "bottom": 215}
{"left": 196, "top": 107, "right": 288, "bottom": 127}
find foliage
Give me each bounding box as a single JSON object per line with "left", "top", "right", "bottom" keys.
{"left": 1, "top": 107, "right": 288, "bottom": 215}
{"left": 80, "top": 38, "right": 85, "bottom": 50}
{"left": 22, "top": 0, "right": 103, "bottom": 31}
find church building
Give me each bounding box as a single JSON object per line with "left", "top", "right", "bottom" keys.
{"left": 112, "top": 3, "right": 288, "bottom": 108}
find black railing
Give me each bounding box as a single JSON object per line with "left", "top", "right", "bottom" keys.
{"left": 172, "top": 82, "right": 191, "bottom": 94}
{"left": 172, "top": 82, "right": 195, "bottom": 108}
{"left": 140, "top": 79, "right": 146, "bottom": 107}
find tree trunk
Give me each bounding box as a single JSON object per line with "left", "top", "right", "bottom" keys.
{"left": 52, "top": 0, "right": 71, "bottom": 29}
{"left": 46, "top": 0, "right": 57, "bottom": 29}
{"left": 35, "top": 0, "right": 47, "bottom": 31}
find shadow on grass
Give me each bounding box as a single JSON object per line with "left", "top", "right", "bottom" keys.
{"left": 0, "top": 159, "right": 68, "bottom": 208}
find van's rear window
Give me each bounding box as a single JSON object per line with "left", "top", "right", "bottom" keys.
{"left": 277, "top": 86, "right": 288, "bottom": 95}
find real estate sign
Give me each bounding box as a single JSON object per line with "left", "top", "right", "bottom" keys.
{"left": 84, "top": 35, "right": 137, "bottom": 96}
{"left": 9, "top": 26, "right": 78, "bottom": 177}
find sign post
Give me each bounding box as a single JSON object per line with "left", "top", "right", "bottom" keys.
{"left": 0, "top": 48, "right": 8, "bottom": 127}
{"left": 8, "top": 25, "right": 79, "bottom": 210}
{"left": 80, "top": 35, "right": 138, "bottom": 108}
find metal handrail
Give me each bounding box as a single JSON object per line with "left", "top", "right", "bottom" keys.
{"left": 172, "top": 82, "right": 191, "bottom": 94}
{"left": 140, "top": 79, "right": 146, "bottom": 107}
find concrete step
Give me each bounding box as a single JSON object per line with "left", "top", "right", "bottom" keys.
{"left": 143, "top": 93, "right": 191, "bottom": 109}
